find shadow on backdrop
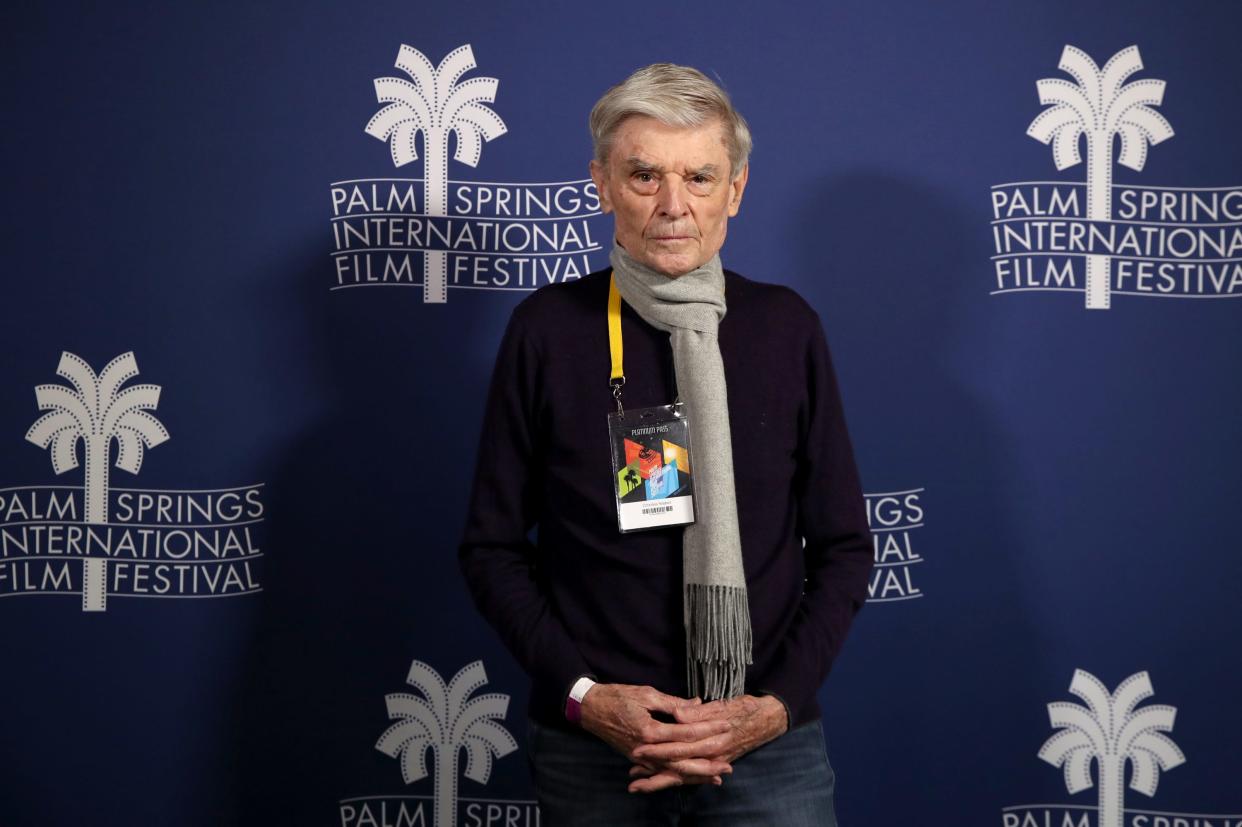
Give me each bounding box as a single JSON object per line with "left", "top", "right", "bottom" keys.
{"left": 227, "top": 246, "right": 535, "bottom": 823}
{"left": 796, "top": 171, "right": 1048, "bottom": 825}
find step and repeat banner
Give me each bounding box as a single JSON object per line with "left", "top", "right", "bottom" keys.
{"left": 3, "top": 1, "right": 1239, "bottom": 824}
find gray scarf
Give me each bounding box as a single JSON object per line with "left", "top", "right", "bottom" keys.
{"left": 610, "top": 242, "right": 752, "bottom": 700}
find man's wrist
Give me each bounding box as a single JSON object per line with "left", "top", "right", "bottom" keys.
{"left": 754, "top": 690, "right": 792, "bottom": 733}
{"left": 564, "top": 676, "right": 597, "bottom": 725}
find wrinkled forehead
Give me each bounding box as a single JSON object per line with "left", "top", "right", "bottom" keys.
{"left": 607, "top": 115, "right": 731, "bottom": 169}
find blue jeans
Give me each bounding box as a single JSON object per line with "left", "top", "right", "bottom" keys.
{"left": 528, "top": 718, "right": 838, "bottom": 826}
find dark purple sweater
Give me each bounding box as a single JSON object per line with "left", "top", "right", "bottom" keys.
{"left": 459, "top": 267, "right": 873, "bottom": 729}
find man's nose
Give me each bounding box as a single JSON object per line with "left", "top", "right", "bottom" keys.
{"left": 657, "top": 177, "right": 688, "bottom": 216}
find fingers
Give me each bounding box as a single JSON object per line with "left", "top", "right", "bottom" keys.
{"left": 628, "top": 764, "right": 728, "bottom": 794}
{"left": 637, "top": 718, "right": 731, "bottom": 746}
{"left": 673, "top": 699, "right": 729, "bottom": 723}
{"left": 629, "top": 770, "right": 690, "bottom": 793}
{"left": 632, "top": 732, "right": 733, "bottom": 762}
{"left": 629, "top": 759, "right": 730, "bottom": 779}
{"left": 637, "top": 686, "right": 703, "bottom": 716}
{"left": 670, "top": 758, "right": 732, "bottom": 778}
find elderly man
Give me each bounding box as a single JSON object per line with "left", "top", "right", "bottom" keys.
{"left": 460, "top": 63, "right": 873, "bottom": 825}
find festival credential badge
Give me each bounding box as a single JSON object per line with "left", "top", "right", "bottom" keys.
{"left": 607, "top": 403, "right": 695, "bottom": 532}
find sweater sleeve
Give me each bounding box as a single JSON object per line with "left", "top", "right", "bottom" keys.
{"left": 756, "top": 311, "right": 874, "bottom": 721}
{"left": 458, "top": 304, "right": 594, "bottom": 706}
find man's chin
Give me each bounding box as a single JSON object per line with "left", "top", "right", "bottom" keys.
{"left": 642, "top": 252, "right": 701, "bottom": 278}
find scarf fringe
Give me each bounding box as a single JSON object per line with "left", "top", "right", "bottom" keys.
{"left": 685, "top": 583, "right": 753, "bottom": 700}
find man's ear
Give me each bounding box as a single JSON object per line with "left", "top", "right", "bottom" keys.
{"left": 727, "top": 163, "right": 749, "bottom": 218}
{"left": 590, "top": 159, "right": 613, "bottom": 214}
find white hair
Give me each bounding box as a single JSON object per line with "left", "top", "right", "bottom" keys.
{"left": 590, "top": 63, "right": 752, "bottom": 178}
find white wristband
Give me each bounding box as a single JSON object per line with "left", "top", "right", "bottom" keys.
{"left": 565, "top": 677, "right": 596, "bottom": 725}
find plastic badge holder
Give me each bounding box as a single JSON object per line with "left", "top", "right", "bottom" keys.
{"left": 608, "top": 403, "right": 696, "bottom": 532}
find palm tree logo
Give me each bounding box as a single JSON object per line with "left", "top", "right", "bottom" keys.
{"left": 1038, "top": 669, "right": 1186, "bottom": 827}
{"left": 365, "top": 44, "right": 508, "bottom": 305}
{"left": 376, "top": 659, "right": 518, "bottom": 827}
{"left": 1027, "top": 45, "right": 1174, "bottom": 310}
{"left": 25, "top": 352, "right": 169, "bottom": 612}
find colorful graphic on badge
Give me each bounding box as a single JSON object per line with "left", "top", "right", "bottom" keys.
{"left": 636, "top": 446, "right": 663, "bottom": 479}
{"left": 617, "top": 461, "right": 643, "bottom": 497}
{"left": 645, "top": 459, "right": 680, "bottom": 500}
{"left": 624, "top": 438, "right": 643, "bottom": 467}
{"left": 617, "top": 435, "right": 692, "bottom": 503}
{"left": 662, "top": 440, "right": 690, "bottom": 475}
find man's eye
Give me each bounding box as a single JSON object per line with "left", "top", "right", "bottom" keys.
{"left": 635, "top": 172, "right": 654, "bottom": 183}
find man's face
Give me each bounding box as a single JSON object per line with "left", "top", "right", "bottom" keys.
{"left": 590, "top": 115, "right": 748, "bottom": 277}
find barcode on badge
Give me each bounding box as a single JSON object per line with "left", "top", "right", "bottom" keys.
{"left": 641, "top": 504, "right": 674, "bottom": 515}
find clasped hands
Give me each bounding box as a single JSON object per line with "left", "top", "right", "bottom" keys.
{"left": 578, "top": 683, "right": 788, "bottom": 793}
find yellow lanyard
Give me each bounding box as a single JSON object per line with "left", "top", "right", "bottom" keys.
{"left": 608, "top": 272, "right": 625, "bottom": 412}
{"left": 608, "top": 272, "right": 624, "bottom": 381}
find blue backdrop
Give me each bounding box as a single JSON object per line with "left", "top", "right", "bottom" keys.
{"left": 3, "top": 2, "right": 1239, "bottom": 824}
